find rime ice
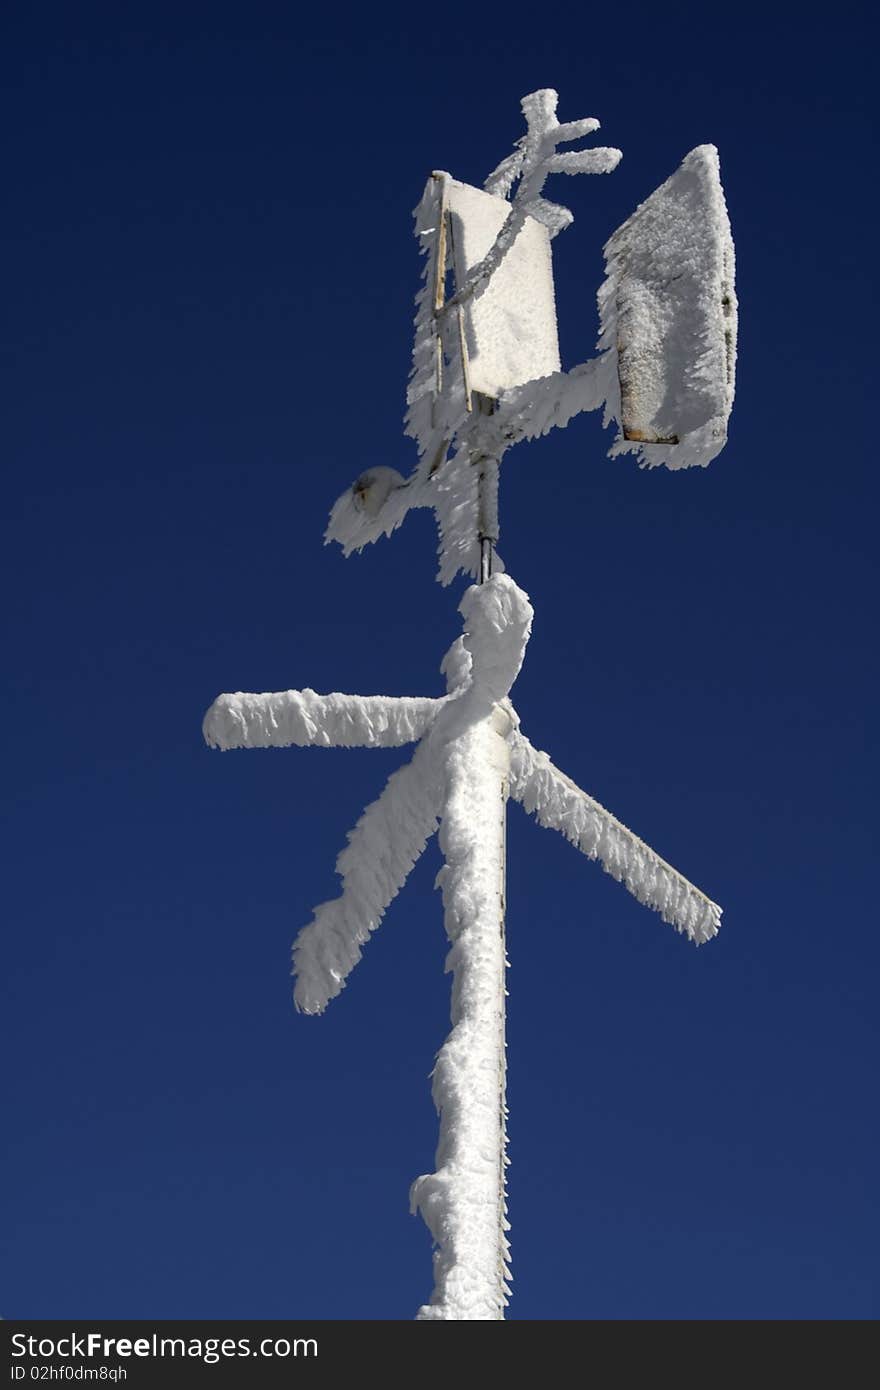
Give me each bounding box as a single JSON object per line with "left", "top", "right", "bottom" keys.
{"left": 445, "top": 178, "right": 560, "bottom": 398}
{"left": 326, "top": 110, "right": 734, "bottom": 585}
{"left": 203, "top": 88, "right": 731, "bottom": 1322}
{"left": 509, "top": 736, "right": 720, "bottom": 944}
{"left": 203, "top": 575, "right": 721, "bottom": 1318}
{"left": 598, "top": 144, "right": 737, "bottom": 469}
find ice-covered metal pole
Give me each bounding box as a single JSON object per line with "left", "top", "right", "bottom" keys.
{"left": 410, "top": 576, "right": 532, "bottom": 1319}
{"left": 412, "top": 708, "right": 511, "bottom": 1317}
{"left": 204, "top": 89, "right": 731, "bottom": 1322}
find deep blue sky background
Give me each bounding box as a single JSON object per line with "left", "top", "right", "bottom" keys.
{"left": 3, "top": 3, "right": 876, "bottom": 1320}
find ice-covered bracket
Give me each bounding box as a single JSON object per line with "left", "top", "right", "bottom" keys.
{"left": 324, "top": 91, "right": 737, "bottom": 583}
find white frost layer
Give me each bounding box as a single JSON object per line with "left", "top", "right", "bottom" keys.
{"left": 325, "top": 93, "right": 627, "bottom": 586}
{"left": 455, "top": 575, "right": 532, "bottom": 711}
{"left": 405, "top": 176, "right": 451, "bottom": 464}
{"left": 321, "top": 174, "right": 477, "bottom": 581}
{"left": 431, "top": 447, "right": 510, "bottom": 587}
{"left": 288, "top": 576, "right": 533, "bottom": 1019}
{"left": 508, "top": 732, "right": 721, "bottom": 944}
{"left": 292, "top": 745, "right": 440, "bottom": 1014}
{"left": 202, "top": 689, "right": 439, "bottom": 751}
{"left": 290, "top": 631, "right": 478, "bottom": 1018}
{"left": 598, "top": 144, "right": 737, "bottom": 470}
{"left": 496, "top": 357, "right": 607, "bottom": 443}
{"left": 203, "top": 571, "right": 721, "bottom": 1321}
{"left": 432, "top": 447, "right": 483, "bottom": 587}
{"left": 447, "top": 178, "right": 560, "bottom": 398}
{"left": 411, "top": 577, "right": 532, "bottom": 1320}
{"left": 411, "top": 718, "right": 511, "bottom": 1320}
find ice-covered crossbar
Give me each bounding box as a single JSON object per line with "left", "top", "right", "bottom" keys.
{"left": 203, "top": 574, "right": 721, "bottom": 1026}
{"left": 598, "top": 144, "right": 737, "bottom": 469}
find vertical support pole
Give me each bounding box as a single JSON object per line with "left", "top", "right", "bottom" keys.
{"left": 432, "top": 174, "right": 448, "bottom": 398}
{"left": 411, "top": 705, "right": 512, "bottom": 1319}
{"left": 477, "top": 456, "right": 500, "bottom": 584}
{"left": 479, "top": 537, "right": 493, "bottom": 585}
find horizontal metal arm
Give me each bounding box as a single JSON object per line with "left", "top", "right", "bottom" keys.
{"left": 203, "top": 689, "right": 442, "bottom": 751}
{"left": 508, "top": 731, "right": 721, "bottom": 944}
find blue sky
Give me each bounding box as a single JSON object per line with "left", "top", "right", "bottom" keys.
{"left": 3, "top": 3, "right": 876, "bottom": 1319}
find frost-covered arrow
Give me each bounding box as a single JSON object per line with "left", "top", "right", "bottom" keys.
{"left": 203, "top": 574, "right": 719, "bottom": 1319}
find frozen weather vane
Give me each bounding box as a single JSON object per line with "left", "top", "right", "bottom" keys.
{"left": 203, "top": 89, "right": 737, "bottom": 1320}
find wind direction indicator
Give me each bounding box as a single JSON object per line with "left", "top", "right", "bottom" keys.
{"left": 203, "top": 89, "right": 737, "bottom": 1319}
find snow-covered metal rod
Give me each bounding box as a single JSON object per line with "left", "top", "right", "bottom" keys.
{"left": 411, "top": 706, "right": 511, "bottom": 1317}
{"left": 410, "top": 576, "right": 531, "bottom": 1318}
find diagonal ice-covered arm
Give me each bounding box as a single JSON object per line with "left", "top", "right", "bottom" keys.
{"left": 494, "top": 356, "right": 613, "bottom": 444}
{"left": 203, "top": 689, "right": 441, "bottom": 751}
{"left": 292, "top": 743, "right": 440, "bottom": 1014}
{"left": 508, "top": 731, "right": 721, "bottom": 944}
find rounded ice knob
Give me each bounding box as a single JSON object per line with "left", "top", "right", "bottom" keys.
{"left": 351, "top": 467, "right": 406, "bottom": 518}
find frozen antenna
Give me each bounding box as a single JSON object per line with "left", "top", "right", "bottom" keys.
{"left": 203, "top": 89, "right": 736, "bottom": 1319}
